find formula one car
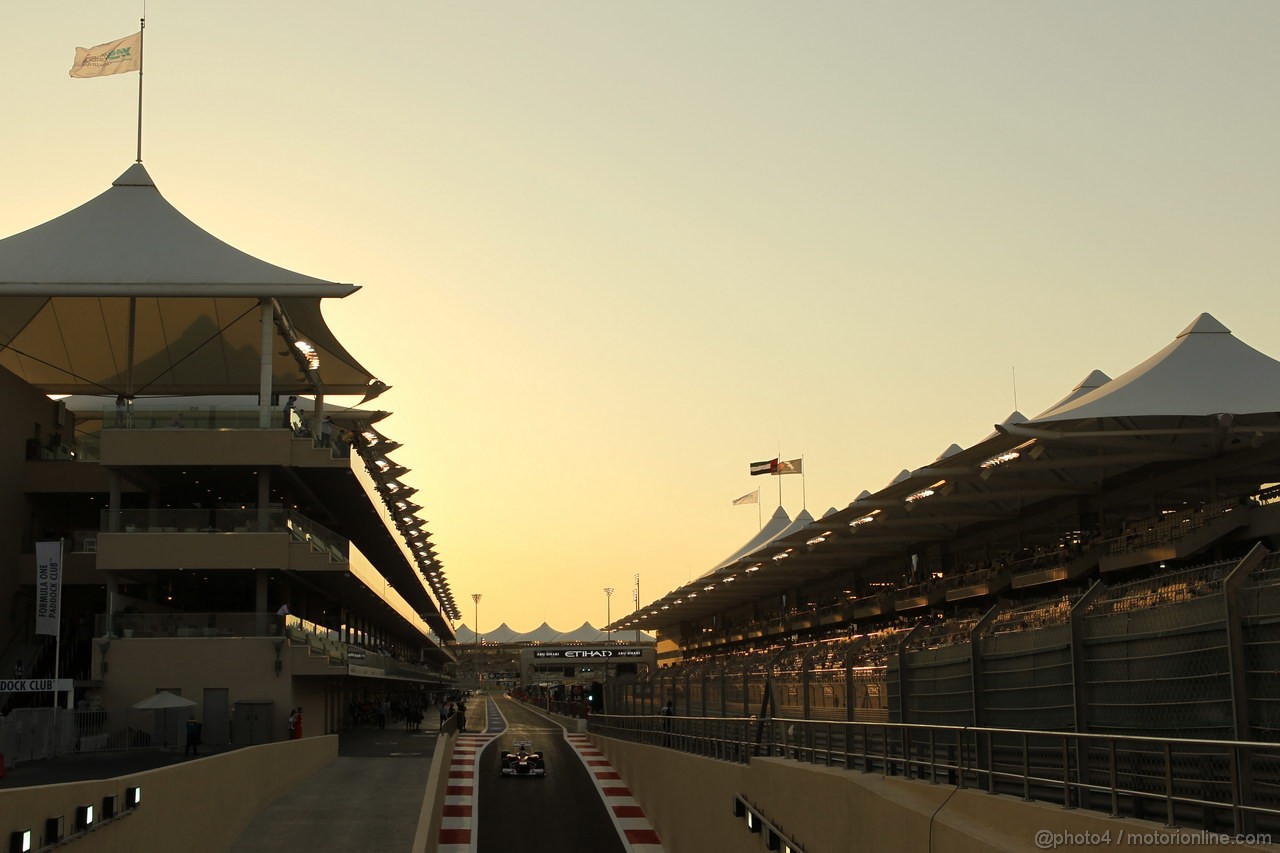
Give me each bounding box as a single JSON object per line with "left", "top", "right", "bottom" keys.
{"left": 499, "top": 740, "right": 546, "bottom": 778}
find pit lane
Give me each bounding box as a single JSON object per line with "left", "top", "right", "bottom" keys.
{"left": 475, "top": 694, "right": 626, "bottom": 853}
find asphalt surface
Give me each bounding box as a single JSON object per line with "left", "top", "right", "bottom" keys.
{"left": 230, "top": 723, "right": 441, "bottom": 853}
{"left": 3, "top": 698, "right": 630, "bottom": 853}
{"left": 477, "top": 695, "right": 625, "bottom": 853}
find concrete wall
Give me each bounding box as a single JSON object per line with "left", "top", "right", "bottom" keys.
{"left": 595, "top": 735, "right": 1274, "bottom": 853}
{"left": 0, "top": 367, "right": 79, "bottom": 644}
{"left": 0, "top": 735, "right": 336, "bottom": 852}
{"left": 96, "top": 638, "right": 306, "bottom": 741}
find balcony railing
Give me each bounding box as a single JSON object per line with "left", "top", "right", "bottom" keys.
{"left": 94, "top": 404, "right": 354, "bottom": 456}
{"left": 99, "top": 508, "right": 285, "bottom": 534}
{"left": 93, "top": 508, "right": 348, "bottom": 564}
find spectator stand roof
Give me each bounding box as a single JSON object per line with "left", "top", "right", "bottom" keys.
{"left": 619, "top": 314, "right": 1280, "bottom": 633}
{"left": 0, "top": 163, "right": 382, "bottom": 397}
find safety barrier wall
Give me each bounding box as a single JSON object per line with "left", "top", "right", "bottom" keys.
{"left": 0, "top": 735, "right": 336, "bottom": 852}
{"left": 593, "top": 732, "right": 1275, "bottom": 853}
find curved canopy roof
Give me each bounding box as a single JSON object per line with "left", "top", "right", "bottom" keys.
{"left": 699, "top": 506, "right": 792, "bottom": 580}
{"left": 619, "top": 314, "right": 1280, "bottom": 633}
{"left": 0, "top": 164, "right": 379, "bottom": 395}
{"left": 1032, "top": 314, "right": 1280, "bottom": 423}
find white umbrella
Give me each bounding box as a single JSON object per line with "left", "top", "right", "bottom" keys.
{"left": 131, "top": 691, "right": 196, "bottom": 710}
{"left": 132, "top": 691, "right": 196, "bottom": 748}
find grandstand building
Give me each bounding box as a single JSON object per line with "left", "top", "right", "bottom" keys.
{"left": 0, "top": 165, "right": 458, "bottom": 748}
{"left": 612, "top": 314, "right": 1280, "bottom": 742}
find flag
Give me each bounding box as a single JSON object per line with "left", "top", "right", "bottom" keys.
{"left": 750, "top": 458, "right": 778, "bottom": 476}
{"left": 35, "top": 540, "right": 64, "bottom": 636}
{"left": 776, "top": 458, "right": 803, "bottom": 475}
{"left": 70, "top": 32, "right": 142, "bottom": 78}
{"left": 732, "top": 489, "right": 760, "bottom": 506}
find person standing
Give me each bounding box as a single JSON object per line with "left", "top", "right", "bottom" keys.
{"left": 185, "top": 714, "right": 202, "bottom": 756}
{"left": 287, "top": 708, "right": 297, "bottom": 740}
{"left": 293, "top": 706, "right": 303, "bottom": 740}
{"left": 283, "top": 395, "right": 298, "bottom": 430}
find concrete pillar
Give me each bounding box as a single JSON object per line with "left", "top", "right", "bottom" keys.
{"left": 107, "top": 470, "right": 122, "bottom": 532}
{"left": 258, "top": 299, "right": 274, "bottom": 429}
{"left": 257, "top": 469, "right": 271, "bottom": 532}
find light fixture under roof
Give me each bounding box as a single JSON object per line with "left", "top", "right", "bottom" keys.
{"left": 293, "top": 340, "right": 320, "bottom": 370}
{"left": 980, "top": 450, "right": 1021, "bottom": 469}
{"left": 905, "top": 480, "right": 946, "bottom": 503}
{"left": 849, "top": 509, "right": 881, "bottom": 528}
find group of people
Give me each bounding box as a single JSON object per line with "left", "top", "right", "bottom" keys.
{"left": 439, "top": 699, "right": 468, "bottom": 732}
{"left": 283, "top": 396, "right": 355, "bottom": 456}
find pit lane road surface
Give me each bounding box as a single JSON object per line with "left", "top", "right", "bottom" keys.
{"left": 476, "top": 695, "right": 626, "bottom": 853}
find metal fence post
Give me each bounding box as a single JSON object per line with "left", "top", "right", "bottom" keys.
{"left": 1109, "top": 740, "right": 1119, "bottom": 818}
{"left": 1022, "top": 733, "right": 1032, "bottom": 801}
{"left": 1062, "top": 736, "right": 1073, "bottom": 809}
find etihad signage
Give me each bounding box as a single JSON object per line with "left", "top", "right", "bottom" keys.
{"left": 532, "top": 648, "right": 645, "bottom": 660}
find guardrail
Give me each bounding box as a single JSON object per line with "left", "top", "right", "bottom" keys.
{"left": 588, "top": 713, "right": 1280, "bottom": 836}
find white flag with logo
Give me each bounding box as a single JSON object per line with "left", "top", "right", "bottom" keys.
{"left": 732, "top": 489, "right": 760, "bottom": 506}
{"left": 35, "top": 540, "right": 64, "bottom": 636}
{"left": 70, "top": 32, "right": 142, "bottom": 78}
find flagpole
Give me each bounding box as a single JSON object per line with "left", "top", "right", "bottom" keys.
{"left": 802, "top": 454, "right": 807, "bottom": 510}
{"left": 135, "top": 16, "right": 145, "bottom": 163}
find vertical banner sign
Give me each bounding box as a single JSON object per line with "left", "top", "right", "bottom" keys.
{"left": 35, "top": 540, "right": 64, "bottom": 636}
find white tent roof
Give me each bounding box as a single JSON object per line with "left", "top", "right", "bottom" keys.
{"left": 520, "top": 622, "right": 561, "bottom": 643}
{"left": 700, "top": 506, "right": 792, "bottom": 579}
{"left": 0, "top": 164, "right": 352, "bottom": 294}
{"left": 1033, "top": 370, "right": 1112, "bottom": 419}
{"left": 556, "top": 622, "right": 607, "bottom": 642}
{"left": 131, "top": 690, "right": 196, "bottom": 710}
{"left": 0, "top": 164, "right": 379, "bottom": 395}
{"left": 759, "top": 507, "right": 816, "bottom": 550}
{"left": 1032, "top": 314, "right": 1280, "bottom": 423}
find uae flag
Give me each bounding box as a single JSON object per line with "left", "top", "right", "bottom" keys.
{"left": 750, "top": 458, "right": 778, "bottom": 476}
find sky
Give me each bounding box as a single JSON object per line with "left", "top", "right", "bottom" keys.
{"left": 6, "top": 3, "right": 1280, "bottom": 635}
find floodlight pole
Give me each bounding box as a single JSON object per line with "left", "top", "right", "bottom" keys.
{"left": 470, "top": 593, "right": 482, "bottom": 687}
{"left": 633, "top": 573, "right": 640, "bottom": 643}
{"left": 471, "top": 594, "right": 481, "bottom": 649}
{"left": 604, "top": 587, "right": 614, "bottom": 641}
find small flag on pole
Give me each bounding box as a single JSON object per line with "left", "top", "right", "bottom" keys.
{"left": 70, "top": 32, "right": 142, "bottom": 78}
{"left": 732, "top": 489, "right": 760, "bottom": 505}
{"left": 750, "top": 458, "right": 778, "bottom": 476}
{"left": 775, "top": 458, "right": 803, "bottom": 475}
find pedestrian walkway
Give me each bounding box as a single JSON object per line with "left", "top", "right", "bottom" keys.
{"left": 230, "top": 725, "right": 442, "bottom": 853}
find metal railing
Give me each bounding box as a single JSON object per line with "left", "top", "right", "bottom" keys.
{"left": 99, "top": 507, "right": 285, "bottom": 534}
{"left": 0, "top": 707, "right": 193, "bottom": 764}
{"left": 588, "top": 712, "right": 1280, "bottom": 836}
